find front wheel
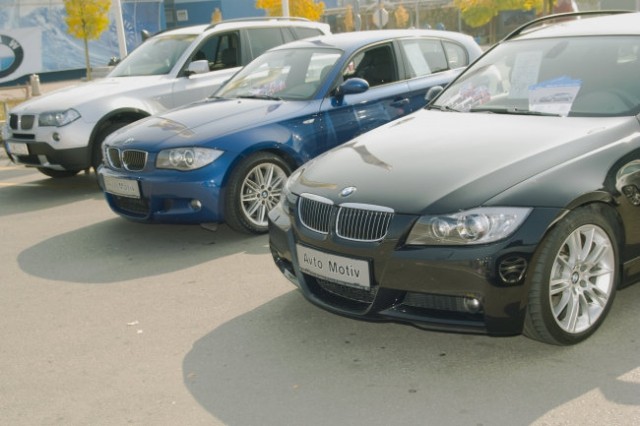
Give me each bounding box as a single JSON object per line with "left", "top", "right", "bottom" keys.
{"left": 524, "top": 205, "right": 619, "bottom": 345}
{"left": 224, "top": 152, "right": 292, "bottom": 234}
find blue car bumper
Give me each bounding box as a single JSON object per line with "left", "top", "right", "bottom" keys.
{"left": 98, "top": 166, "right": 225, "bottom": 224}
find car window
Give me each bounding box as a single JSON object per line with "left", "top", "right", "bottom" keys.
{"left": 246, "top": 28, "right": 286, "bottom": 58}
{"left": 343, "top": 44, "right": 398, "bottom": 87}
{"left": 193, "top": 31, "right": 240, "bottom": 71}
{"left": 217, "top": 47, "right": 342, "bottom": 100}
{"left": 400, "top": 39, "right": 448, "bottom": 77}
{"left": 435, "top": 36, "right": 640, "bottom": 117}
{"left": 443, "top": 41, "right": 468, "bottom": 69}
{"left": 110, "top": 34, "right": 197, "bottom": 77}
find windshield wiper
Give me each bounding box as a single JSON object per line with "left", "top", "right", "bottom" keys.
{"left": 237, "top": 94, "right": 282, "bottom": 101}
{"left": 427, "top": 104, "right": 460, "bottom": 112}
{"left": 469, "top": 106, "right": 560, "bottom": 117}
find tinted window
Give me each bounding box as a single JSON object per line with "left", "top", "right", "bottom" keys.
{"left": 343, "top": 44, "right": 397, "bottom": 87}
{"left": 246, "top": 28, "right": 285, "bottom": 58}
{"left": 193, "top": 31, "right": 240, "bottom": 71}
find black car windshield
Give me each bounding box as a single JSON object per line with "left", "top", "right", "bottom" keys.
{"left": 110, "top": 34, "right": 197, "bottom": 77}
{"left": 433, "top": 36, "right": 640, "bottom": 117}
{"left": 217, "top": 47, "right": 342, "bottom": 101}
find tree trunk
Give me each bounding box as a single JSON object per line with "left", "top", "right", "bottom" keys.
{"left": 84, "top": 37, "right": 92, "bottom": 81}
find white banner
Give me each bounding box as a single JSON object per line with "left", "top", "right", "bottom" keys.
{"left": 0, "top": 27, "right": 42, "bottom": 83}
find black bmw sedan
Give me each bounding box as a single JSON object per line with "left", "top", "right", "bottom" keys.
{"left": 268, "top": 11, "right": 640, "bottom": 345}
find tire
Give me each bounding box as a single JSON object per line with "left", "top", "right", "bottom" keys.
{"left": 523, "top": 204, "right": 619, "bottom": 345}
{"left": 91, "top": 121, "right": 131, "bottom": 172}
{"left": 224, "top": 152, "right": 292, "bottom": 234}
{"left": 37, "top": 167, "right": 80, "bottom": 178}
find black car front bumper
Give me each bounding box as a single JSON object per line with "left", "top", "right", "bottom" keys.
{"left": 268, "top": 199, "right": 563, "bottom": 337}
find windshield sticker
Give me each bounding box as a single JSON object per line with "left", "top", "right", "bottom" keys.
{"left": 510, "top": 51, "right": 542, "bottom": 99}
{"left": 529, "top": 76, "right": 581, "bottom": 116}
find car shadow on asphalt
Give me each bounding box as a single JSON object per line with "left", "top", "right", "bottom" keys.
{"left": 0, "top": 171, "right": 103, "bottom": 217}
{"left": 17, "top": 219, "right": 268, "bottom": 284}
{"left": 183, "top": 284, "right": 640, "bottom": 425}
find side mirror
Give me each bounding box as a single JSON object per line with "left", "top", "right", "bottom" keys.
{"left": 333, "top": 78, "right": 369, "bottom": 105}
{"left": 425, "top": 86, "right": 444, "bottom": 104}
{"left": 186, "top": 60, "right": 210, "bottom": 76}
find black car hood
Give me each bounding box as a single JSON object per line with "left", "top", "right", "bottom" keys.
{"left": 107, "top": 97, "right": 307, "bottom": 150}
{"left": 292, "top": 110, "right": 638, "bottom": 214}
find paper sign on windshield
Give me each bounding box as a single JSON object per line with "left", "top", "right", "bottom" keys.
{"left": 529, "top": 76, "right": 582, "bottom": 116}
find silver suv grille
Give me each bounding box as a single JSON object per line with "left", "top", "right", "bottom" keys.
{"left": 298, "top": 194, "right": 393, "bottom": 242}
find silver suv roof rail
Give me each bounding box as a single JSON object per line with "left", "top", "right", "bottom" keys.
{"left": 206, "top": 16, "right": 312, "bottom": 31}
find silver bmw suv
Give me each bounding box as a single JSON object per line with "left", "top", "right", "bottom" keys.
{"left": 2, "top": 18, "right": 330, "bottom": 178}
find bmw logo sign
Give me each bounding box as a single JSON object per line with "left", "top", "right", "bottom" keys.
{"left": 0, "top": 34, "right": 24, "bottom": 79}
{"left": 340, "top": 186, "right": 357, "bottom": 197}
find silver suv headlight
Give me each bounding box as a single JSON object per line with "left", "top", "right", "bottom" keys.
{"left": 38, "top": 109, "right": 81, "bottom": 127}
{"left": 156, "top": 147, "right": 223, "bottom": 171}
{"left": 407, "top": 207, "right": 531, "bottom": 245}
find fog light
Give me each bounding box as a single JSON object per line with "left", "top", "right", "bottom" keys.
{"left": 463, "top": 297, "right": 482, "bottom": 314}
{"left": 189, "top": 199, "right": 202, "bottom": 211}
{"left": 52, "top": 132, "right": 60, "bottom": 142}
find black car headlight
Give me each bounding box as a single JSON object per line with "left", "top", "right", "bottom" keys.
{"left": 156, "top": 147, "right": 223, "bottom": 171}
{"left": 407, "top": 207, "right": 531, "bottom": 245}
{"left": 38, "top": 109, "right": 81, "bottom": 127}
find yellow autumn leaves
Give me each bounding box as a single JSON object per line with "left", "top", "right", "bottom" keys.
{"left": 64, "top": 0, "right": 110, "bottom": 41}
{"left": 454, "top": 0, "right": 547, "bottom": 28}
{"left": 256, "top": 0, "right": 325, "bottom": 22}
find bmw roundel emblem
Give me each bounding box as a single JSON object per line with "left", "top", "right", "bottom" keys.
{"left": 0, "top": 34, "right": 24, "bottom": 79}
{"left": 340, "top": 186, "right": 357, "bottom": 197}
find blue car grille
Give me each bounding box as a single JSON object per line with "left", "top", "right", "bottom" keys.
{"left": 298, "top": 194, "right": 393, "bottom": 242}
{"left": 106, "top": 147, "right": 147, "bottom": 171}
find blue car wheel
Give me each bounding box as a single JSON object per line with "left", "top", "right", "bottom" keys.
{"left": 224, "top": 152, "right": 292, "bottom": 234}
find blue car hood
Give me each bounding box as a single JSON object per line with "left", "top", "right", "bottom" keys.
{"left": 108, "top": 98, "right": 309, "bottom": 150}
{"left": 292, "top": 110, "right": 638, "bottom": 214}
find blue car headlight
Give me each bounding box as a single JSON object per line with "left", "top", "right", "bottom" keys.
{"left": 38, "top": 109, "right": 81, "bottom": 127}
{"left": 156, "top": 147, "right": 223, "bottom": 171}
{"left": 407, "top": 207, "right": 531, "bottom": 245}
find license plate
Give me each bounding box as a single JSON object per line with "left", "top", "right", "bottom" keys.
{"left": 7, "top": 142, "right": 29, "bottom": 156}
{"left": 103, "top": 175, "right": 141, "bottom": 198}
{"left": 296, "top": 245, "right": 370, "bottom": 289}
